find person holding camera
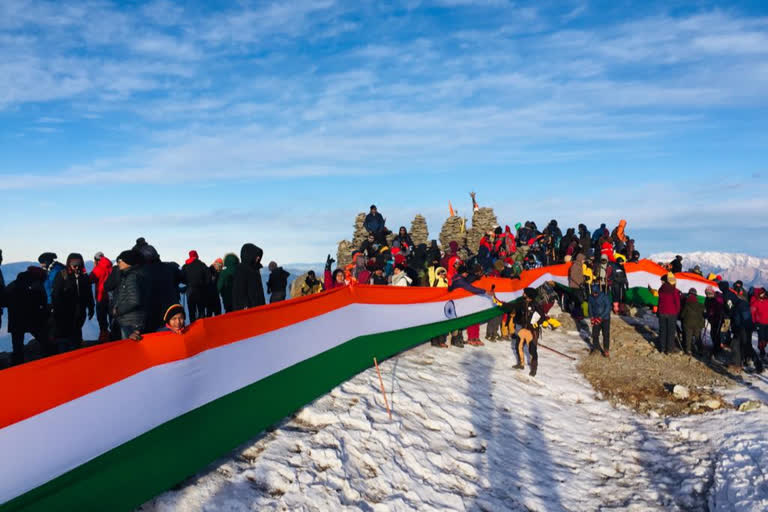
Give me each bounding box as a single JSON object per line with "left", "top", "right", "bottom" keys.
{"left": 52, "top": 253, "right": 95, "bottom": 351}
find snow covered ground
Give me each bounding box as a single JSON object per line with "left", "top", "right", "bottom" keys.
{"left": 140, "top": 324, "right": 768, "bottom": 512}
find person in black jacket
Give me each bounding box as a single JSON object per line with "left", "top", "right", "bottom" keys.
{"left": 52, "top": 253, "right": 95, "bottom": 351}
{"left": 138, "top": 245, "right": 184, "bottom": 332}
{"left": 669, "top": 255, "right": 683, "bottom": 274}
{"left": 232, "top": 243, "right": 265, "bottom": 310}
{"left": 208, "top": 258, "right": 223, "bottom": 316}
{"left": 182, "top": 250, "right": 211, "bottom": 323}
{"left": 5, "top": 266, "right": 52, "bottom": 365}
{"left": 114, "top": 250, "right": 145, "bottom": 340}
{"left": 266, "top": 261, "right": 290, "bottom": 303}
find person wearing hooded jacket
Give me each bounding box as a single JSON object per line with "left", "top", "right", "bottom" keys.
{"left": 217, "top": 253, "right": 239, "bottom": 312}
{"left": 52, "top": 253, "right": 95, "bottom": 350}
{"left": 137, "top": 244, "right": 184, "bottom": 332}
{"left": 300, "top": 271, "right": 324, "bottom": 296}
{"left": 591, "top": 224, "right": 608, "bottom": 246}
{"left": 232, "top": 243, "right": 266, "bottom": 310}
{"left": 182, "top": 250, "right": 211, "bottom": 323}
{"left": 90, "top": 252, "right": 113, "bottom": 342}
{"left": 610, "top": 220, "right": 628, "bottom": 244}
{"left": 681, "top": 288, "right": 705, "bottom": 355}
{"left": 720, "top": 281, "right": 763, "bottom": 373}
{"left": 5, "top": 265, "right": 52, "bottom": 365}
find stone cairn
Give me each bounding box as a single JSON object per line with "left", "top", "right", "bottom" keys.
{"left": 289, "top": 273, "right": 310, "bottom": 299}
{"left": 410, "top": 214, "right": 429, "bottom": 246}
{"left": 439, "top": 215, "right": 467, "bottom": 254}
{"left": 466, "top": 207, "right": 499, "bottom": 254}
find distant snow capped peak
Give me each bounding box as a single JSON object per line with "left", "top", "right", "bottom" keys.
{"left": 649, "top": 251, "right": 768, "bottom": 288}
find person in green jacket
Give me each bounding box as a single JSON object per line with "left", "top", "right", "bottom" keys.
{"left": 217, "top": 253, "right": 239, "bottom": 313}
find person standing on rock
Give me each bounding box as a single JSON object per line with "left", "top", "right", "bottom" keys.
{"left": 588, "top": 284, "right": 611, "bottom": 357}
{"left": 669, "top": 255, "right": 683, "bottom": 274}
{"left": 681, "top": 288, "right": 705, "bottom": 355}
{"left": 657, "top": 273, "right": 681, "bottom": 354}
{"left": 364, "top": 205, "right": 388, "bottom": 244}
{"left": 266, "top": 261, "right": 290, "bottom": 303}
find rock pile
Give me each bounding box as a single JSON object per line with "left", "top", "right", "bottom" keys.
{"left": 336, "top": 240, "right": 353, "bottom": 270}
{"left": 351, "top": 213, "right": 368, "bottom": 249}
{"left": 410, "top": 214, "right": 429, "bottom": 246}
{"left": 289, "top": 272, "right": 311, "bottom": 299}
{"left": 439, "top": 216, "right": 466, "bottom": 252}
{"left": 466, "top": 207, "right": 498, "bottom": 254}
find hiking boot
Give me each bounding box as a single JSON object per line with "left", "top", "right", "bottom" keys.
{"left": 451, "top": 338, "right": 464, "bottom": 348}
{"left": 438, "top": 342, "right": 448, "bottom": 348}
{"left": 513, "top": 363, "right": 524, "bottom": 370}
{"left": 602, "top": 350, "right": 610, "bottom": 359}
{"left": 529, "top": 360, "right": 538, "bottom": 377}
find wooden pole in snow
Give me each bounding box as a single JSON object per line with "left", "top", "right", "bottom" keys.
{"left": 373, "top": 357, "right": 392, "bottom": 420}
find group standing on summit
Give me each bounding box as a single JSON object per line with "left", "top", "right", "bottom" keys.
{"left": 0, "top": 200, "right": 765, "bottom": 376}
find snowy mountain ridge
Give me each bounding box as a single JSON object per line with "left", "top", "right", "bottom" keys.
{"left": 649, "top": 251, "right": 768, "bottom": 289}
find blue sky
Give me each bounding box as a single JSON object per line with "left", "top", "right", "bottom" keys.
{"left": 1, "top": 0, "right": 767, "bottom": 265}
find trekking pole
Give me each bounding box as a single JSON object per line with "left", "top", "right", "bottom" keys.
{"left": 373, "top": 357, "right": 392, "bottom": 420}
{"left": 538, "top": 342, "right": 577, "bottom": 360}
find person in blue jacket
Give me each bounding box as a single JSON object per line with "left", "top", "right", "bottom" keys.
{"left": 588, "top": 284, "right": 612, "bottom": 357}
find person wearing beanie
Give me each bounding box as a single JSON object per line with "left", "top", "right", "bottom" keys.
{"left": 681, "top": 288, "right": 705, "bottom": 355}
{"left": 669, "top": 255, "right": 683, "bottom": 274}
{"left": 114, "top": 250, "right": 146, "bottom": 340}
{"left": 90, "top": 251, "right": 113, "bottom": 342}
{"left": 5, "top": 263, "right": 54, "bottom": 365}
{"left": 657, "top": 273, "right": 681, "bottom": 353}
{"left": 299, "top": 270, "right": 324, "bottom": 296}
{"left": 132, "top": 237, "right": 148, "bottom": 251}
{"left": 160, "top": 304, "right": 186, "bottom": 334}
{"left": 181, "top": 250, "right": 211, "bottom": 323}
{"left": 266, "top": 261, "right": 291, "bottom": 302}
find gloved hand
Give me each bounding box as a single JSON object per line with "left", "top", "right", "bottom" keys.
{"left": 591, "top": 317, "right": 602, "bottom": 326}
{"left": 325, "top": 254, "right": 335, "bottom": 271}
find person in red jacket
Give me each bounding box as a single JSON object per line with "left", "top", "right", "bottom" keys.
{"left": 324, "top": 255, "right": 347, "bottom": 290}
{"left": 657, "top": 273, "right": 681, "bottom": 354}
{"left": 90, "top": 252, "right": 113, "bottom": 342}
{"left": 750, "top": 287, "right": 768, "bottom": 357}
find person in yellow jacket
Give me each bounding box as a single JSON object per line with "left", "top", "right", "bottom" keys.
{"left": 430, "top": 267, "right": 449, "bottom": 347}
{"left": 300, "top": 271, "right": 325, "bottom": 296}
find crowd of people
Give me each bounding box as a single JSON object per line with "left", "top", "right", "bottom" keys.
{"left": 0, "top": 204, "right": 766, "bottom": 377}
{"left": 0, "top": 240, "right": 292, "bottom": 366}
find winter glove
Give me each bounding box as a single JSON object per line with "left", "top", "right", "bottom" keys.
{"left": 325, "top": 254, "right": 335, "bottom": 271}
{"left": 591, "top": 317, "right": 602, "bottom": 326}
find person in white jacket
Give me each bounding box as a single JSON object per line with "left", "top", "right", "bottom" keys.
{"left": 390, "top": 264, "right": 412, "bottom": 287}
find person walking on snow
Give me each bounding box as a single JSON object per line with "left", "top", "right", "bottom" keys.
{"left": 588, "top": 284, "right": 611, "bottom": 357}
{"left": 494, "top": 287, "right": 549, "bottom": 376}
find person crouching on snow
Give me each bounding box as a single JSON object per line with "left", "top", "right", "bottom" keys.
{"left": 161, "top": 304, "right": 187, "bottom": 335}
